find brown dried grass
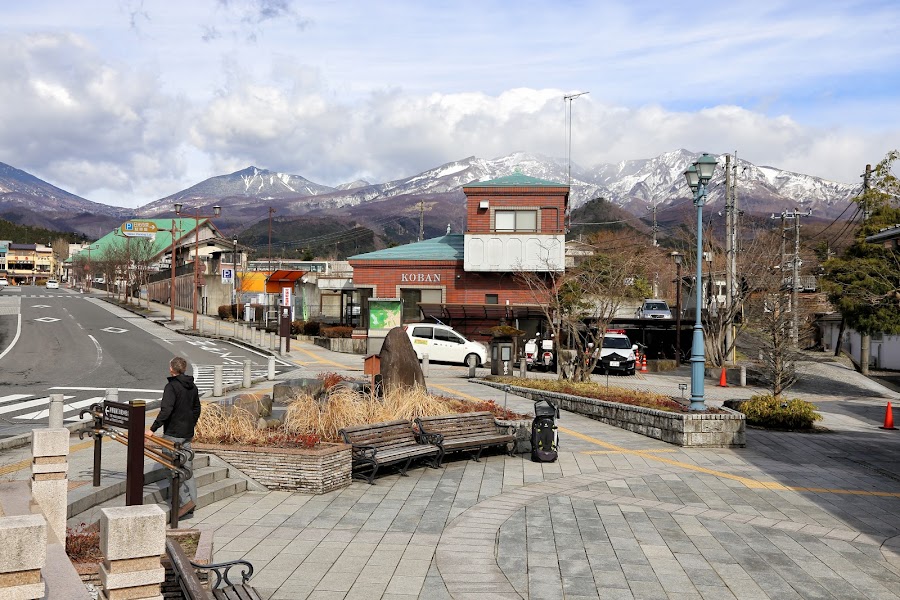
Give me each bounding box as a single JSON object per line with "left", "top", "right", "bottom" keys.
{"left": 194, "top": 402, "right": 261, "bottom": 445}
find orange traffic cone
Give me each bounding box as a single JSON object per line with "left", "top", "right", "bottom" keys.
{"left": 640, "top": 353, "right": 648, "bottom": 373}
{"left": 718, "top": 366, "right": 728, "bottom": 387}
{"left": 881, "top": 402, "right": 897, "bottom": 430}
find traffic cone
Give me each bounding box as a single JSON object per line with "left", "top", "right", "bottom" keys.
{"left": 640, "top": 353, "right": 648, "bottom": 373}
{"left": 880, "top": 402, "right": 897, "bottom": 430}
{"left": 718, "top": 366, "right": 728, "bottom": 387}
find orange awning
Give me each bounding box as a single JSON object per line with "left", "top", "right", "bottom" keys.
{"left": 265, "top": 270, "right": 307, "bottom": 293}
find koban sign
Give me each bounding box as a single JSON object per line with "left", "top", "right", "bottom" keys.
{"left": 400, "top": 273, "right": 442, "bottom": 283}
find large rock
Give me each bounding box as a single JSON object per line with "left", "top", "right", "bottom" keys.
{"left": 379, "top": 327, "right": 426, "bottom": 394}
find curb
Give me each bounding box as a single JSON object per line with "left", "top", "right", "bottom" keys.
{"left": 0, "top": 420, "right": 93, "bottom": 451}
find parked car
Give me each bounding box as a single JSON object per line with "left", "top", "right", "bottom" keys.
{"left": 404, "top": 323, "right": 487, "bottom": 368}
{"left": 636, "top": 299, "right": 673, "bottom": 319}
{"left": 592, "top": 329, "right": 638, "bottom": 375}
{"left": 0, "top": 277, "right": 8, "bottom": 287}
{"left": 93, "top": 277, "right": 105, "bottom": 285}
{"left": 46, "top": 279, "right": 59, "bottom": 289}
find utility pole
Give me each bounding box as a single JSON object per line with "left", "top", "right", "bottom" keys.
{"left": 419, "top": 200, "right": 425, "bottom": 241}
{"left": 860, "top": 164, "right": 873, "bottom": 372}
{"left": 564, "top": 91, "right": 589, "bottom": 230}
{"left": 268, "top": 207, "right": 276, "bottom": 272}
{"left": 648, "top": 203, "right": 659, "bottom": 247}
{"left": 724, "top": 154, "right": 733, "bottom": 363}
{"left": 772, "top": 208, "right": 811, "bottom": 347}
{"left": 730, "top": 152, "right": 740, "bottom": 363}
{"left": 863, "top": 163, "right": 872, "bottom": 221}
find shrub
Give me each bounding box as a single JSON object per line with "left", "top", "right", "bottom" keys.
{"left": 303, "top": 321, "right": 321, "bottom": 336}
{"left": 738, "top": 394, "right": 822, "bottom": 430}
{"left": 322, "top": 326, "right": 353, "bottom": 338}
{"left": 217, "top": 303, "right": 245, "bottom": 320}
{"left": 66, "top": 523, "right": 102, "bottom": 563}
{"left": 291, "top": 320, "right": 305, "bottom": 335}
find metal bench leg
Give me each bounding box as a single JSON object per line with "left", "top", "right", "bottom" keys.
{"left": 472, "top": 447, "right": 484, "bottom": 462}
{"left": 428, "top": 452, "right": 442, "bottom": 469}
{"left": 399, "top": 457, "right": 413, "bottom": 477}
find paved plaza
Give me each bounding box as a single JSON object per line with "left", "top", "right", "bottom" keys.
{"left": 2, "top": 300, "right": 900, "bottom": 599}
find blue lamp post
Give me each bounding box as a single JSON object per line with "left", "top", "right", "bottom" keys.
{"left": 683, "top": 153, "right": 718, "bottom": 411}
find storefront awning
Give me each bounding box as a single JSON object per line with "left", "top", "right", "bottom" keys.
{"left": 265, "top": 270, "right": 306, "bottom": 293}
{"left": 418, "top": 303, "right": 547, "bottom": 322}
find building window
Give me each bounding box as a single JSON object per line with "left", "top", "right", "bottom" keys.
{"left": 494, "top": 210, "right": 537, "bottom": 232}
{"left": 485, "top": 294, "right": 498, "bottom": 304}
{"left": 401, "top": 288, "right": 442, "bottom": 322}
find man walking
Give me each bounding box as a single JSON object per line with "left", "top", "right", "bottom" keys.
{"left": 147, "top": 356, "right": 202, "bottom": 518}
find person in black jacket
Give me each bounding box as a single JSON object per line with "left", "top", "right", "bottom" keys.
{"left": 147, "top": 356, "right": 202, "bottom": 518}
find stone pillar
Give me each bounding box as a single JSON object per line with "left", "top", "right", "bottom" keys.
{"left": 100, "top": 505, "right": 166, "bottom": 600}
{"left": 48, "top": 394, "right": 64, "bottom": 428}
{"left": 31, "top": 428, "right": 69, "bottom": 544}
{"left": 213, "top": 365, "right": 224, "bottom": 397}
{"left": 0, "top": 515, "right": 46, "bottom": 599}
{"left": 243, "top": 360, "right": 252, "bottom": 388}
{"left": 268, "top": 356, "right": 276, "bottom": 381}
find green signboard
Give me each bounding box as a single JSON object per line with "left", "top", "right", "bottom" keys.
{"left": 368, "top": 299, "right": 402, "bottom": 331}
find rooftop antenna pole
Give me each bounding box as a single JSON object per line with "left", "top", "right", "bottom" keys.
{"left": 564, "top": 92, "right": 590, "bottom": 187}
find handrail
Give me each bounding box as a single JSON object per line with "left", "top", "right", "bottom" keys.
{"left": 79, "top": 420, "right": 192, "bottom": 482}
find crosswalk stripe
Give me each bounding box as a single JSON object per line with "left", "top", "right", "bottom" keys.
{"left": 0, "top": 394, "right": 32, "bottom": 406}
{"left": 16, "top": 396, "right": 105, "bottom": 420}
{"left": 0, "top": 395, "right": 75, "bottom": 416}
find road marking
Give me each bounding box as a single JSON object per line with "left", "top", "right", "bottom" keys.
{"left": 101, "top": 327, "right": 128, "bottom": 333}
{"left": 0, "top": 438, "right": 101, "bottom": 477}
{"left": 16, "top": 396, "right": 105, "bottom": 420}
{"left": 49, "top": 387, "right": 164, "bottom": 393}
{"left": 0, "top": 395, "right": 75, "bottom": 416}
{"left": 430, "top": 382, "right": 900, "bottom": 498}
{"left": 32, "top": 304, "right": 51, "bottom": 308}
{"left": 0, "top": 314, "right": 22, "bottom": 361}
{"left": 0, "top": 394, "right": 32, "bottom": 405}
{"left": 34, "top": 316, "right": 60, "bottom": 323}
{"left": 583, "top": 449, "right": 677, "bottom": 455}
{"left": 290, "top": 346, "right": 348, "bottom": 369}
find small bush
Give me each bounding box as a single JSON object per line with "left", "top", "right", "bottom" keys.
{"left": 303, "top": 321, "right": 321, "bottom": 336}
{"left": 738, "top": 394, "right": 823, "bottom": 430}
{"left": 66, "top": 523, "right": 103, "bottom": 563}
{"left": 217, "top": 303, "right": 245, "bottom": 320}
{"left": 291, "top": 320, "right": 305, "bottom": 334}
{"left": 322, "top": 326, "right": 353, "bottom": 338}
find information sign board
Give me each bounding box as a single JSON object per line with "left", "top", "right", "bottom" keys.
{"left": 121, "top": 221, "right": 159, "bottom": 238}
{"left": 103, "top": 400, "right": 131, "bottom": 428}
{"left": 221, "top": 268, "right": 233, "bottom": 284}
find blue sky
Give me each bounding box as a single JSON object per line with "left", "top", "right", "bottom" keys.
{"left": 1, "top": 0, "right": 898, "bottom": 207}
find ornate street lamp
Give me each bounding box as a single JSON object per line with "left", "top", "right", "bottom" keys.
{"left": 682, "top": 153, "right": 717, "bottom": 410}
{"left": 174, "top": 203, "right": 222, "bottom": 331}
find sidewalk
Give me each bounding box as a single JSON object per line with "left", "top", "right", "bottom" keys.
{"left": 3, "top": 299, "right": 900, "bottom": 599}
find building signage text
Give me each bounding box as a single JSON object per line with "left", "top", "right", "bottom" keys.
{"left": 400, "top": 273, "right": 442, "bottom": 283}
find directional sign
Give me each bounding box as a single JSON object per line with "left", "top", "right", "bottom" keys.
{"left": 103, "top": 400, "right": 131, "bottom": 428}
{"left": 121, "top": 221, "right": 159, "bottom": 238}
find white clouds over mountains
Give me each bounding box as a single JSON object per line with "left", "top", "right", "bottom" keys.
{"left": 2, "top": 1, "right": 899, "bottom": 207}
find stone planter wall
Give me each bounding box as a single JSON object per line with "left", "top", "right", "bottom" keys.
{"left": 313, "top": 337, "right": 367, "bottom": 354}
{"left": 478, "top": 382, "right": 745, "bottom": 448}
{"left": 194, "top": 442, "right": 351, "bottom": 494}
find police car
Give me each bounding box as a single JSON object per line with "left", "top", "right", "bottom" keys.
{"left": 594, "top": 329, "right": 638, "bottom": 375}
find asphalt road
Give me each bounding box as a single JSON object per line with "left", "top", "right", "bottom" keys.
{"left": 0, "top": 285, "right": 283, "bottom": 438}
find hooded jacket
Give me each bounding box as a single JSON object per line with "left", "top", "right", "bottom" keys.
{"left": 151, "top": 373, "right": 202, "bottom": 439}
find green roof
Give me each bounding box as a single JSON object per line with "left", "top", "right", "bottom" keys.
{"left": 464, "top": 174, "right": 567, "bottom": 188}
{"left": 349, "top": 235, "right": 464, "bottom": 261}
{"left": 71, "top": 218, "right": 207, "bottom": 260}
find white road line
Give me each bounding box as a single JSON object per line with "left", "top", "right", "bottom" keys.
{"left": 0, "top": 395, "right": 75, "bottom": 416}
{"left": 0, "top": 313, "right": 22, "bottom": 362}
{"left": 16, "top": 396, "right": 104, "bottom": 420}
{"left": 0, "top": 394, "right": 32, "bottom": 406}
{"left": 88, "top": 334, "right": 102, "bottom": 369}
{"left": 48, "top": 387, "right": 164, "bottom": 393}
{"left": 222, "top": 341, "right": 292, "bottom": 366}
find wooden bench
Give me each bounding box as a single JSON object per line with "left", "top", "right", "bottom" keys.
{"left": 166, "top": 539, "right": 261, "bottom": 600}
{"left": 339, "top": 419, "right": 442, "bottom": 484}
{"left": 415, "top": 412, "right": 515, "bottom": 464}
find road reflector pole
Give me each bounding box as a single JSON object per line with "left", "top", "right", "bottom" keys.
{"left": 243, "top": 359, "right": 252, "bottom": 388}
{"left": 48, "top": 393, "right": 64, "bottom": 429}
{"left": 268, "top": 356, "right": 276, "bottom": 381}
{"left": 213, "top": 365, "right": 224, "bottom": 397}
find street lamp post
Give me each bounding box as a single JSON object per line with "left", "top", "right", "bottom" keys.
{"left": 671, "top": 251, "right": 683, "bottom": 367}
{"left": 174, "top": 203, "right": 221, "bottom": 331}
{"left": 682, "top": 153, "right": 718, "bottom": 411}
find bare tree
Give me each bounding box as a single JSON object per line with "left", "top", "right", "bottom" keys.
{"left": 129, "top": 237, "right": 159, "bottom": 308}
{"left": 50, "top": 238, "right": 69, "bottom": 279}
{"left": 518, "top": 239, "right": 653, "bottom": 382}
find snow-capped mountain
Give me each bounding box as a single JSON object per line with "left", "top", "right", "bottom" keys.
{"left": 134, "top": 166, "right": 336, "bottom": 216}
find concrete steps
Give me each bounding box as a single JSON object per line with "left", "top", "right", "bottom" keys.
{"left": 67, "top": 453, "right": 252, "bottom": 527}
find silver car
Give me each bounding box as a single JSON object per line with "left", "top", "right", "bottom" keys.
{"left": 636, "top": 299, "right": 673, "bottom": 319}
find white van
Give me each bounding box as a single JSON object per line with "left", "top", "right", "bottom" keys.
{"left": 404, "top": 323, "right": 487, "bottom": 368}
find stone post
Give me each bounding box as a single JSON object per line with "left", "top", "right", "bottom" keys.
{"left": 99, "top": 505, "right": 166, "bottom": 600}
{"left": 422, "top": 353, "right": 429, "bottom": 377}
{"left": 213, "top": 365, "right": 224, "bottom": 397}
{"left": 31, "top": 428, "right": 69, "bottom": 544}
{"left": 0, "top": 515, "right": 46, "bottom": 600}
{"left": 243, "top": 360, "right": 252, "bottom": 388}
{"left": 740, "top": 365, "right": 747, "bottom": 387}
{"left": 48, "top": 393, "right": 64, "bottom": 428}
{"left": 519, "top": 358, "right": 527, "bottom": 378}
{"left": 268, "top": 356, "right": 276, "bottom": 381}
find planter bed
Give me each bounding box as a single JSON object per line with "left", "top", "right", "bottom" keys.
{"left": 193, "top": 441, "right": 352, "bottom": 494}
{"left": 476, "top": 381, "right": 745, "bottom": 448}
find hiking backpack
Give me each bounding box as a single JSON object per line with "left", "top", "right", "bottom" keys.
{"left": 531, "top": 399, "right": 559, "bottom": 463}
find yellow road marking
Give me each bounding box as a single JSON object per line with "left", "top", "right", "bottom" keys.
{"left": 290, "top": 347, "right": 348, "bottom": 369}
{"left": 0, "top": 437, "right": 100, "bottom": 477}
{"left": 583, "top": 449, "right": 677, "bottom": 455}
{"left": 431, "top": 382, "right": 900, "bottom": 498}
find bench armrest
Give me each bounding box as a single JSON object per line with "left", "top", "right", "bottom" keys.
{"left": 350, "top": 444, "right": 377, "bottom": 460}
{"left": 415, "top": 431, "right": 443, "bottom": 446}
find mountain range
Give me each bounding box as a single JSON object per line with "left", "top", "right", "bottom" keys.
{"left": 0, "top": 151, "right": 861, "bottom": 244}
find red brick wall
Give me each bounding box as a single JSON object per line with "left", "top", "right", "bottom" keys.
{"left": 464, "top": 186, "right": 568, "bottom": 235}
{"left": 349, "top": 259, "right": 552, "bottom": 305}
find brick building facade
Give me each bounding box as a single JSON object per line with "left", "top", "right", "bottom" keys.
{"left": 349, "top": 174, "right": 568, "bottom": 340}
